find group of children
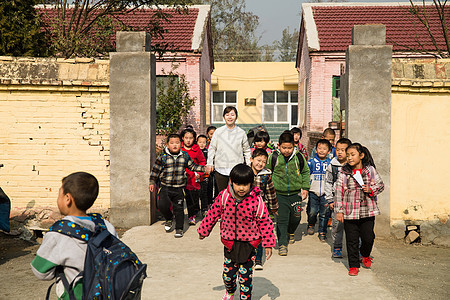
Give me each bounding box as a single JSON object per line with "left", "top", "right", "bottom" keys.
{"left": 33, "top": 113, "right": 384, "bottom": 300}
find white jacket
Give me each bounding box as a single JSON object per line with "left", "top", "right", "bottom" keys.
{"left": 207, "top": 125, "right": 251, "bottom": 172}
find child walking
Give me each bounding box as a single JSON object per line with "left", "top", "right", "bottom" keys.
{"left": 149, "top": 134, "right": 205, "bottom": 238}
{"left": 310, "top": 128, "right": 336, "bottom": 160}
{"left": 306, "top": 139, "right": 333, "bottom": 241}
{"left": 250, "top": 148, "right": 278, "bottom": 270}
{"left": 334, "top": 143, "right": 384, "bottom": 276}
{"left": 198, "top": 164, "right": 275, "bottom": 300}
{"left": 181, "top": 128, "right": 206, "bottom": 225}
{"left": 267, "top": 132, "right": 310, "bottom": 256}
{"left": 31, "top": 172, "right": 117, "bottom": 299}
{"left": 324, "top": 138, "right": 352, "bottom": 258}
{"left": 250, "top": 130, "right": 273, "bottom": 156}
{"left": 291, "top": 127, "right": 308, "bottom": 160}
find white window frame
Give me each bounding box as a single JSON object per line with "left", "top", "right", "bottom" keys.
{"left": 211, "top": 90, "right": 238, "bottom": 123}
{"left": 262, "top": 90, "right": 298, "bottom": 125}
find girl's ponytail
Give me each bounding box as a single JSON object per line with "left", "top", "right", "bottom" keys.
{"left": 347, "top": 143, "right": 376, "bottom": 169}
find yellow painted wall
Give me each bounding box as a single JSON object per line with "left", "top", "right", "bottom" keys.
{"left": 211, "top": 62, "right": 298, "bottom": 124}
{"left": 391, "top": 90, "right": 450, "bottom": 221}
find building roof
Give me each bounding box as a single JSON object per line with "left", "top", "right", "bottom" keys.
{"left": 37, "top": 5, "right": 210, "bottom": 52}
{"left": 301, "top": 2, "right": 449, "bottom": 53}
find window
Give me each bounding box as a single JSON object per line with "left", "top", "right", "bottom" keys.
{"left": 332, "top": 76, "right": 340, "bottom": 121}
{"left": 211, "top": 91, "right": 237, "bottom": 123}
{"left": 263, "top": 91, "right": 298, "bottom": 126}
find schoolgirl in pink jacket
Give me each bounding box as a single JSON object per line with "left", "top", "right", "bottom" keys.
{"left": 198, "top": 163, "right": 275, "bottom": 300}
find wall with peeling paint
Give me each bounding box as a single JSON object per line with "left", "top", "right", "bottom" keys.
{"left": 391, "top": 58, "right": 450, "bottom": 246}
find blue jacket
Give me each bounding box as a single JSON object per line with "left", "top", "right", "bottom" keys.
{"left": 307, "top": 154, "right": 332, "bottom": 196}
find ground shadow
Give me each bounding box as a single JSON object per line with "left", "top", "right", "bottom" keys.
{"left": 212, "top": 276, "right": 281, "bottom": 300}
{"left": 0, "top": 232, "right": 34, "bottom": 265}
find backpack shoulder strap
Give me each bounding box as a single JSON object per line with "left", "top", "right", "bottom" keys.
{"left": 255, "top": 195, "right": 265, "bottom": 219}
{"left": 220, "top": 189, "right": 228, "bottom": 209}
{"left": 49, "top": 219, "right": 92, "bottom": 242}
{"left": 270, "top": 151, "right": 279, "bottom": 171}
{"left": 332, "top": 165, "right": 339, "bottom": 183}
{"left": 88, "top": 213, "right": 107, "bottom": 230}
{"left": 295, "top": 152, "right": 305, "bottom": 172}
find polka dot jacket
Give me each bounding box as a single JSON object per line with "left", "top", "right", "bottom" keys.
{"left": 197, "top": 186, "right": 276, "bottom": 248}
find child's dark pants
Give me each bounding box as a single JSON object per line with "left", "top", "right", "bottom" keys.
{"left": 276, "top": 194, "right": 302, "bottom": 247}
{"left": 199, "top": 179, "right": 210, "bottom": 212}
{"left": 157, "top": 186, "right": 185, "bottom": 230}
{"left": 223, "top": 250, "right": 255, "bottom": 299}
{"left": 344, "top": 216, "right": 375, "bottom": 268}
{"left": 185, "top": 189, "right": 200, "bottom": 218}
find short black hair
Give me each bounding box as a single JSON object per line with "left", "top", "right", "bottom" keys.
{"left": 223, "top": 106, "right": 238, "bottom": 118}
{"left": 62, "top": 172, "right": 99, "bottom": 211}
{"left": 323, "top": 128, "right": 335, "bottom": 137}
{"left": 252, "top": 148, "right": 269, "bottom": 159}
{"left": 206, "top": 126, "right": 216, "bottom": 134}
{"left": 166, "top": 134, "right": 181, "bottom": 143}
{"left": 336, "top": 138, "right": 352, "bottom": 148}
{"left": 291, "top": 127, "right": 302, "bottom": 138}
{"left": 197, "top": 134, "right": 207, "bottom": 142}
{"left": 230, "top": 163, "right": 254, "bottom": 185}
{"left": 279, "top": 131, "right": 295, "bottom": 145}
{"left": 180, "top": 128, "right": 197, "bottom": 141}
{"left": 254, "top": 130, "right": 270, "bottom": 144}
{"left": 316, "top": 138, "right": 332, "bottom": 151}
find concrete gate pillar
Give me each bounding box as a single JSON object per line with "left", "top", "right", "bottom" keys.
{"left": 342, "top": 25, "right": 392, "bottom": 236}
{"left": 109, "top": 32, "right": 156, "bottom": 228}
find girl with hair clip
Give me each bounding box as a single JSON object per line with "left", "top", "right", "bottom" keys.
{"left": 334, "top": 143, "right": 384, "bottom": 276}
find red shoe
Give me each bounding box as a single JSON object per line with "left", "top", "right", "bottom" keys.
{"left": 348, "top": 267, "right": 359, "bottom": 276}
{"left": 362, "top": 256, "right": 373, "bottom": 268}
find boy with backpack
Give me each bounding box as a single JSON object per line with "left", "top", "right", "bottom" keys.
{"left": 31, "top": 172, "right": 147, "bottom": 300}
{"left": 266, "top": 131, "right": 310, "bottom": 256}
{"left": 149, "top": 133, "right": 206, "bottom": 238}
{"left": 325, "top": 138, "right": 352, "bottom": 258}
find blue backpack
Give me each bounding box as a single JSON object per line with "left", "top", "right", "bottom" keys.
{"left": 46, "top": 213, "right": 147, "bottom": 300}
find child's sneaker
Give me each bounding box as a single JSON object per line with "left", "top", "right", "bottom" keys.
{"left": 318, "top": 233, "right": 327, "bottom": 242}
{"left": 332, "top": 248, "right": 343, "bottom": 258}
{"left": 348, "top": 267, "right": 359, "bottom": 276}
{"left": 288, "top": 233, "right": 295, "bottom": 244}
{"left": 278, "top": 245, "right": 288, "bottom": 256}
{"left": 188, "top": 215, "right": 196, "bottom": 225}
{"left": 222, "top": 292, "right": 234, "bottom": 300}
{"left": 307, "top": 225, "right": 315, "bottom": 235}
{"left": 254, "top": 261, "right": 263, "bottom": 270}
{"left": 164, "top": 220, "right": 173, "bottom": 232}
{"left": 174, "top": 229, "right": 183, "bottom": 238}
{"left": 362, "top": 256, "right": 373, "bottom": 268}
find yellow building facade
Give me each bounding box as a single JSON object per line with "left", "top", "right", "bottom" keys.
{"left": 210, "top": 62, "right": 298, "bottom": 139}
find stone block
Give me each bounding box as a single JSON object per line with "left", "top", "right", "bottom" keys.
{"left": 352, "top": 24, "right": 386, "bottom": 45}
{"left": 390, "top": 219, "right": 406, "bottom": 239}
{"left": 405, "top": 230, "right": 420, "bottom": 243}
{"left": 116, "top": 31, "right": 151, "bottom": 52}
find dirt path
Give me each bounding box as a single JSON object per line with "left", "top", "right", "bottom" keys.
{"left": 1, "top": 231, "right": 449, "bottom": 299}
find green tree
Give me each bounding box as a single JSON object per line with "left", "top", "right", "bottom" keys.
{"left": 197, "top": 0, "right": 262, "bottom": 61}
{"left": 156, "top": 69, "right": 196, "bottom": 135}
{"left": 38, "top": 0, "right": 195, "bottom": 58}
{"left": 274, "top": 27, "right": 299, "bottom": 62}
{"left": 0, "top": 0, "right": 48, "bottom": 56}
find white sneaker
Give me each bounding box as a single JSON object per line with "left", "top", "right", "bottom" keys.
{"left": 164, "top": 220, "right": 173, "bottom": 232}
{"left": 222, "top": 292, "right": 234, "bottom": 300}
{"left": 254, "top": 263, "right": 263, "bottom": 270}
{"left": 174, "top": 229, "right": 183, "bottom": 238}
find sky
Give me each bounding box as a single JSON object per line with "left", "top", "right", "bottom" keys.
{"left": 245, "top": 0, "right": 413, "bottom": 46}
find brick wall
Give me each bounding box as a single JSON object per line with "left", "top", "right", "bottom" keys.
{"left": 0, "top": 57, "right": 111, "bottom": 214}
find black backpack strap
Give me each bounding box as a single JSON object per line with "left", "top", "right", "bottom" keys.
{"left": 88, "top": 213, "right": 107, "bottom": 231}
{"left": 295, "top": 152, "right": 305, "bottom": 172}
{"left": 331, "top": 165, "right": 339, "bottom": 183}
{"left": 46, "top": 266, "right": 77, "bottom": 300}
{"left": 270, "top": 151, "right": 279, "bottom": 171}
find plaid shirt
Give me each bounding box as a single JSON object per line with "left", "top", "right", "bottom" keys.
{"left": 334, "top": 165, "right": 384, "bottom": 220}
{"left": 149, "top": 148, "right": 205, "bottom": 188}
{"left": 254, "top": 169, "right": 278, "bottom": 212}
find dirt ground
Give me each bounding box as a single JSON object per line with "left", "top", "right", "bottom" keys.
{"left": 0, "top": 231, "right": 449, "bottom": 299}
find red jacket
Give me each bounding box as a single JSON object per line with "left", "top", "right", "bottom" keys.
{"left": 181, "top": 143, "right": 206, "bottom": 190}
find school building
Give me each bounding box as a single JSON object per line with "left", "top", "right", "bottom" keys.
{"left": 210, "top": 62, "right": 298, "bottom": 141}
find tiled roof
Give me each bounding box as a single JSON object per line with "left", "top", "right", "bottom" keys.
{"left": 37, "top": 6, "right": 206, "bottom": 52}
{"left": 304, "top": 3, "right": 449, "bottom": 52}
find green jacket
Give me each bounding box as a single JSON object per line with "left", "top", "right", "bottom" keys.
{"left": 266, "top": 149, "right": 310, "bottom": 196}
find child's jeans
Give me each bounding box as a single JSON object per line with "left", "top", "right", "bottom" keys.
{"left": 223, "top": 251, "right": 255, "bottom": 299}
{"left": 276, "top": 194, "right": 302, "bottom": 247}
{"left": 255, "top": 243, "right": 263, "bottom": 263}
{"left": 331, "top": 208, "right": 344, "bottom": 248}
{"left": 307, "top": 192, "right": 330, "bottom": 234}
{"left": 157, "top": 186, "right": 185, "bottom": 230}
{"left": 344, "top": 216, "right": 375, "bottom": 268}
{"left": 199, "top": 179, "right": 210, "bottom": 213}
